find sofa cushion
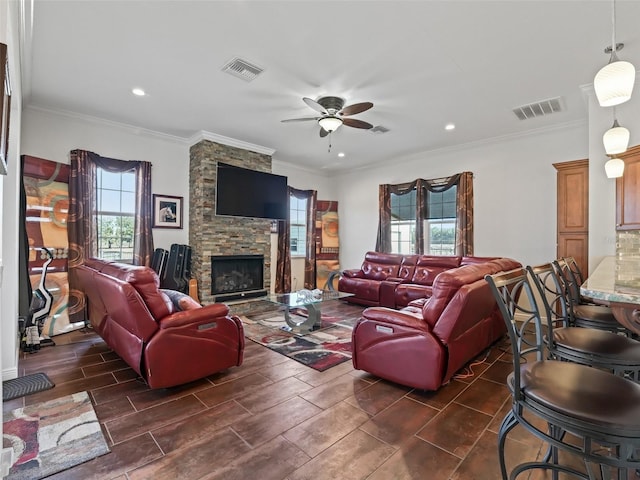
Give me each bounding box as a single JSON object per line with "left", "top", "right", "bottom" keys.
{"left": 421, "top": 262, "right": 494, "bottom": 328}
{"left": 410, "top": 256, "right": 461, "bottom": 286}
{"left": 85, "top": 258, "right": 172, "bottom": 320}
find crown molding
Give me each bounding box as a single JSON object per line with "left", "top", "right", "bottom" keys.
{"left": 271, "top": 158, "right": 331, "bottom": 177}
{"left": 188, "top": 131, "right": 275, "bottom": 156}
{"left": 25, "top": 105, "right": 189, "bottom": 144}
{"left": 341, "top": 118, "right": 588, "bottom": 175}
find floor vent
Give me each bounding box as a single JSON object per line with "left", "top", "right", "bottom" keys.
{"left": 221, "top": 57, "right": 264, "bottom": 82}
{"left": 513, "top": 97, "right": 563, "bottom": 120}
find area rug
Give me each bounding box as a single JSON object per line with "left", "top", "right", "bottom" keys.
{"left": 2, "top": 391, "right": 110, "bottom": 480}
{"left": 240, "top": 312, "right": 356, "bottom": 371}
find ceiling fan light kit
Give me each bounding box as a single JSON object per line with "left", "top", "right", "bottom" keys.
{"left": 594, "top": 0, "right": 635, "bottom": 177}
{"left": 318, "top": 116, "right": 343, "bottom": 133}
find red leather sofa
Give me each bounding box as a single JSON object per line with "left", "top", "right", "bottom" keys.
{"left": 339, "top": 251, "right": 504, "bottom": 308}
{"left": 76, "top": 258, "right": 244, "bottom": 388}
{"left": 351, "top": 257, "right": 521, "bottom": 390}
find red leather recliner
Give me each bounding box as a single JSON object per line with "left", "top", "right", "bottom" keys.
{"left": 76, "top": 258, "right": 244, "bottom": 388}
{"left": 351, "top": 258, "right": 521, "bottom": 391}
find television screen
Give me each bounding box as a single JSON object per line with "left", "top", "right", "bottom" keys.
{"left": 215, "top": 163, "right": 288, "bottom": 220}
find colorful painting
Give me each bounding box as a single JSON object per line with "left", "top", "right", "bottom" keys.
{"left": 23, "top": 156, "right": 84, "bottom": 336}
{"left": 315, "top": 200, "right": 340, "bottom": 290}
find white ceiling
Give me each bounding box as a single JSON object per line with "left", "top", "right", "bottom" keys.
{"left": 23, "top": 0, "right": 640, "bottom": 172}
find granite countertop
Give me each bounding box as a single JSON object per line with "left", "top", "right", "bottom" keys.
{"left": 580, "top": 256, "right": 640, "bottom": 304}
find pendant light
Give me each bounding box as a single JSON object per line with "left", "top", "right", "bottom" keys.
{"left": 605, "top": 157, "right": 625, "bottom": 178}
{"left": 602, "top": 107, "right": 630, "bottom": 155}
{"left": 594, "top": 0, "right": 636, "bottom": 107}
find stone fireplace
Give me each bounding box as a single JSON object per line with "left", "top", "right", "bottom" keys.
{"left": 210, "top": 254, "right": 267, "bottom": 301}
{"left": 189, "top": 139, "right": 273, "bottom": 311}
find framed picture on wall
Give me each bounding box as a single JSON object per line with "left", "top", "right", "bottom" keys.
{"left": 153, "top": 194, "right": 183, "bottom": 229}
{"left": 0, "top": 43, "right": 11, "bottom": 176}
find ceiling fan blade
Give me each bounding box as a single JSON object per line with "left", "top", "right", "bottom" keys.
{"left": 319, "top": 128, "right": 329, "bottom": 138}
{"left": 303, "top": 97, "right": 328, "bottom": 114}
{"left": 281, "top": 117, "right": 318, "bottom": 123}
{"left": 343, "top": 118, "right": 374, "bottom": 129}
{"left": 340, "top": 101, "right": 373, "bottom": 116}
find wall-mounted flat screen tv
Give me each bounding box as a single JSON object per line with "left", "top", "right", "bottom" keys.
{"left": 215, "top": 162, "right": 288, "bottom": 220}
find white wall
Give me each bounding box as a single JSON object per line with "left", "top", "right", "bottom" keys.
{"left": 21, "top": 107, "right": 191, "bottom": 251}
{"left": 334, "top": 123, "right": 590, "bottom": 270}
{"left": 1, "top": 0, "right": 24, "bottom": 383}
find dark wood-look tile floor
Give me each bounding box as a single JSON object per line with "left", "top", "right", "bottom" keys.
{"left": 3, "top": 301, "right": 549, "bottom": 480}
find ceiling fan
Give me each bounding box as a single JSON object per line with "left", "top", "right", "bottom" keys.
{"left": 281, "top": 96, "right": 374, "bottom": 137}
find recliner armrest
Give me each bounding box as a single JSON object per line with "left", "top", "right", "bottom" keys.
{"left": 362, "top": 307, "right": 430, "bottom": 332}
{"left": 158, "top": 303, "right": 231, "bottom": 329}
{"left": 342, "top": 269, "right": 364, "bottom": 279}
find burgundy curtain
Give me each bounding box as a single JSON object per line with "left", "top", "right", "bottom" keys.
{"left": 455, "top": 171, "right": 474, "bottom": 256}
{"left": 303, "top": 189, "right": 317, "bottom": 289}
{"left": 376, "top": 172, "right": 473, "bottom": 255}
{"left": 274, "top": 187, "right": 317, "bottom": 292}
{"left": 375, "top": 180, "right": 420, "bottom": 253}
{"left": 68, "top": 150, "right": 154, "bottom": 302}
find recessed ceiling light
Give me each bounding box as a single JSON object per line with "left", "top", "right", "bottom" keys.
{"left": 445, "top": 123, "right": 455, "bottom": 131}
{"left": 338, "top": 152, "right": 345, "bottom": 157}
{"left": 132, "top": 88, "right": 146, "bottom": 96}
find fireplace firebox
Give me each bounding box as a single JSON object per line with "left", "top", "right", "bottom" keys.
{"left": 210, "top": 254, "right": 266, "bottom": 301}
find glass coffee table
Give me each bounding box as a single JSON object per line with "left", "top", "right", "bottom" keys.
{"left": 266, "top": 290, "right": 353, "bottom": 334}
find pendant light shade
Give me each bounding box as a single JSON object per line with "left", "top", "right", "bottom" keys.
{"left": 318, "top": 116, "right": 343, "bottom": 133}
{"left": 603, "top": 118, "right": 630, "bottom": 154}
{"left": 605, "top": 157, "right": 625, "bottom": 178}
{"left": 594, "top": 57, "right": 636, "bottom": 107}
{"left": 594, "top": 0, "right": 636, "bottom": 106}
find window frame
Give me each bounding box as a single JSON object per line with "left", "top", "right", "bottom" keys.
{"left": 94, "top": 167, "right": 137, "bottom": 263}
{"left": 289, "top": 194, "right": 307, "bottom": 258}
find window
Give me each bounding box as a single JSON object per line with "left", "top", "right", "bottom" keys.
{"left": 390, "top": 189, "right": 416, "bottom": 254}
{"left": 95, "top": 168, "right": 136, "bottom": 262}
{"left": 424, "top": 186, "right": 457, "bottom": 255}
{"left": 389, "top": 184, "right": 458, "bottom": 255}
{"left": 290, "top": 195, "right": 307, "bottom": 257}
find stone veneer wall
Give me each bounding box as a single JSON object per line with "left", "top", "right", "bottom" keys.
{"left": 189, "top": 140, "right": 273, "bottom": 306}
{"left": 616, "top": 230, "right": 640, "bottom": 287}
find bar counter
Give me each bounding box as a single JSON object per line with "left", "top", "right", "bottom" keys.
{"left": 580, "top": 256, "right": 640, "bottom": 335}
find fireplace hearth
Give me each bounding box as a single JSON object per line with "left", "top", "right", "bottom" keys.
{"left": 211, "top": 254, "right": 267, "bottom": 302}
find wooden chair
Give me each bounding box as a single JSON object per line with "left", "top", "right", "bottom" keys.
{"left": 485, "top": 267, "right": 640, "bottom": 479}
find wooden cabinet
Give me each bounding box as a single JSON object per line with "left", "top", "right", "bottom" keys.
{"left": 616, "top": 144, "right": 640, "bottom": 231}
{"left": 554, "top": 159, "right": 588, "bottom": 276}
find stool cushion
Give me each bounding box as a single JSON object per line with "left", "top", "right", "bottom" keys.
{"left": 553, "top": 327, "right": 640, "bottom": 360}
{"left": 508, "top": 361, "right": 640, "bottom": 436}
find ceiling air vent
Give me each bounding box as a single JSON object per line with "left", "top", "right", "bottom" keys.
{"left": 370, "top": 125, "right": 390, "bottom": 134}
{"left": 513, "top": 97, "right": 563, "bottom": 121}
{"left": 221, "top": 57, "right": 264, "bottom": 82}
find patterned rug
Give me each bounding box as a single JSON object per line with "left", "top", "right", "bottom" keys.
{"left": 240, "top": 311, "right": 356, "bottom": 371}
{"left": 2, "top": 391, "right": 110, "bottom": 480}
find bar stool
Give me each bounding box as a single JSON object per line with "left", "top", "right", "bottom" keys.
{"left": 554, "top": 258, "right": 630, "bottom": 336}
{"left": 527, "top": 263, "right": 640, "bottom": 382}
{"left": 485, "top": 267, "right": 640, "bottom": 480}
